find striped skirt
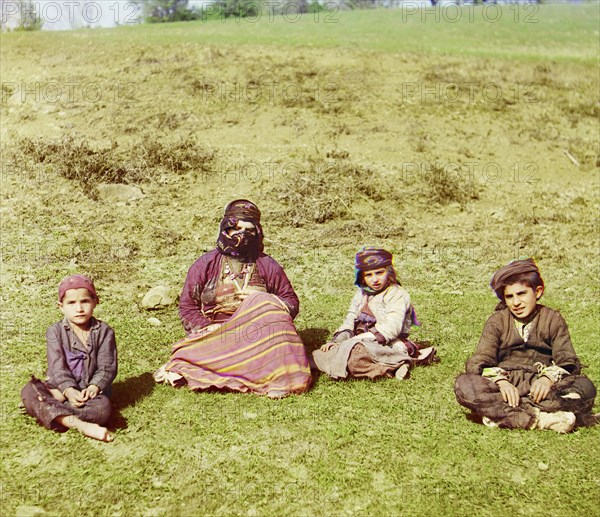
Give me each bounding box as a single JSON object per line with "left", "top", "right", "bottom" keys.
{"left": 165, "top": 292, "right": 311, "bottom": 397}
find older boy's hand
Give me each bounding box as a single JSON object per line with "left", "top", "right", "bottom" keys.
{"left": 496, "top": 380, "right": 520, "bottom": 407}
{"left": 529, "top": 376, "right": 552, "bottom": 403}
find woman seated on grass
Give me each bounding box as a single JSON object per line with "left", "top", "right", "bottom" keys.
{"left": 313, "top": 247, "right": 437, "bottom": 381}
{"left": 154, "top": 199, "right": 311, "bottom": 398}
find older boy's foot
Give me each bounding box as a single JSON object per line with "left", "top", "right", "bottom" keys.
{"left": 536, "top": 411, "right": 576, "bottom": 434}
{"left": 55, "top": 416, "right": 112, "bottom": 442}
{"left": 482, "top": 417, "right": 499, "bottom": 429}
{"left": 576, "top": 412, "right": 600, "bottom": 428}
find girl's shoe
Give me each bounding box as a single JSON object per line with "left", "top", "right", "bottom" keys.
{"left": 395, "top": 364, "right": 410, "bottom": 380}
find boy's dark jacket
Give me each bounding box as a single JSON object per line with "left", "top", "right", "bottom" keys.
{"left": 45, "top": 317, "right": 117, "bottom": 396}
{"left": 466, "top": 305, "right": 582, "bottom": 375}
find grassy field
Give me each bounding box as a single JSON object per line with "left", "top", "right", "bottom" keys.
{"left": 1, "top": 4, "right": 599, "bottom": 516}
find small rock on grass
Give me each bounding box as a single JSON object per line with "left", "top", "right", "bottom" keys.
{"left": 147, "top": 317, "right": 162, "bottom": 326}
{"left": 538, "top": 462, "right": 549, "bottom": 471}
{"left": 142, "top": 286, "right": 178, "bottom": 309}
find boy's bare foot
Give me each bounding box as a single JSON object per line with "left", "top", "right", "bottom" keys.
{"left": 76, "top": 421, "right": 113, "bottom": 442}
{"left": 55, "top": 415, "right": 113, "bottom": 442}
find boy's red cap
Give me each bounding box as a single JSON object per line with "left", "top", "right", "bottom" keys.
{"left": 58, "top": 274, "right": 98, "bottom": 302}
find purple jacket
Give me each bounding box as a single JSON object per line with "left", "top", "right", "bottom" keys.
{"left": 179, "top": 249, "right": 300, "bottom": 333}
{"left": 46, "top": 317, "right": 117, "bottom": 396}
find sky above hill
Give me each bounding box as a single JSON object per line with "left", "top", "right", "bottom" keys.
{"left": 2, "top": 0, "right": 215, "bottom": 30}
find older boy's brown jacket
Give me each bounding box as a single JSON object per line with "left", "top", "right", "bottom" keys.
{"left": 466, "top": 305, "right": 582, "bottom": 375}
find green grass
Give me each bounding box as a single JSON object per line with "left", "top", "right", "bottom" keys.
{"left": 1, "top": 4, "right": 599, "bottom": 517}
{"left": 4, "top": 5, "right": 598, "bottom": 62}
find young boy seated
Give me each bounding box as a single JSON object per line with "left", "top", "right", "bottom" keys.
{"left": 454, "top": 258, "right": 597, "bottom": 433}
{"left": 20, "top": 274, "right": 117, "bottom": 442}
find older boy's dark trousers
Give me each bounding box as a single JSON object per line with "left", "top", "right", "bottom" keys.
{"left": 454, "top": 372, "right": 596, "bottom": 429}
{"left": 21, "top": 377, "right": 112, "bottom": 431}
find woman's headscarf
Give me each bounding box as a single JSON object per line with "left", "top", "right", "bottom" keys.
{"left": 216, "top": 199, "right": 264, "bottom": 260}
{"left": 354, "top": 247, "right": 399, "bottom": 293}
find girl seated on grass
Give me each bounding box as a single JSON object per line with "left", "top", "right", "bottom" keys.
{"left": 312, "top": 247, "right": 437, "bottom": 381}
{"left": 20, "top": 275, "right": 117, "bottom": 442}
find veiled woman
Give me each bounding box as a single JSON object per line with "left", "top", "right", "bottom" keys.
{"left": 155, "top": 200, "right": 311, "bottom": 398}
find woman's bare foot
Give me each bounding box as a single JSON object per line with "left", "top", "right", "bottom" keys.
{"left": 266, "top": 390, "right": 289, "bottom": 399}
{"left": 55, "top": 415, "right": 113, "bottom": 442}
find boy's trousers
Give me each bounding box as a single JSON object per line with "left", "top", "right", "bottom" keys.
{"left": 454, "top": 371, "right": 596, "bottom": 429}
{"left": 21, "top": 376, "right": 112, "bottom": 431}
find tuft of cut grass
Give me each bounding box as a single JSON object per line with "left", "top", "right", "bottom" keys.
{"left": 9, "top": 133, "right": 215, "bottom": 194}
{"left": 425, "top": 161, "right": 481, "bottom": 207}
{"left": 265, "top": 157, "right": 391, "bottom": 226}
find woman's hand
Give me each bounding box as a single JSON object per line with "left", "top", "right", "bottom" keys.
{"left": 190, "top": 323, "right": 222, "bottom": 337}
{"left": 496, "top": 379, "right": 520, "bottom": 407}
{"left": 236, "top": 288, "right": 262, "bottom": 302}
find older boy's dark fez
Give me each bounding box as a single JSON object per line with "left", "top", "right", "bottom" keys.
{"left": 490, "top": 258, "right": 540, "bottom": 298}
